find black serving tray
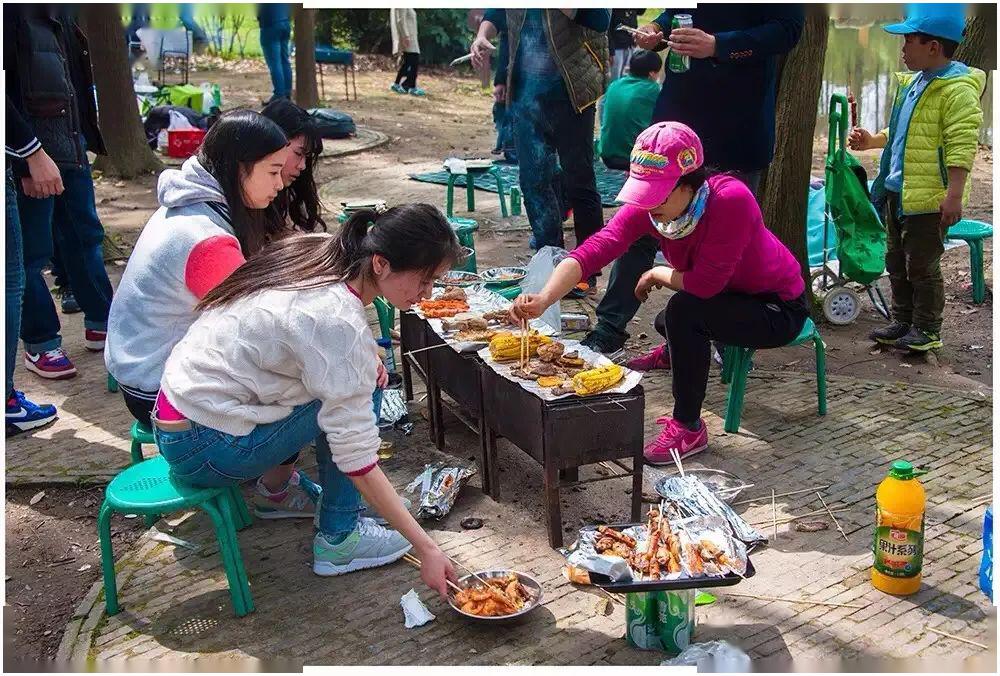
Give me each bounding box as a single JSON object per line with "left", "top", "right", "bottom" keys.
{"left": 578, "top": 523, "right": 756, "bottom": 593}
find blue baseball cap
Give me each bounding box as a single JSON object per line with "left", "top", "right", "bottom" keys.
{"left": 884, "top": 3, "right": 967, "bottom": 43}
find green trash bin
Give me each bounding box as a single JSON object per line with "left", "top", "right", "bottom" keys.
{"left": 448, "top": 217, "right": 479, "bottom": 273}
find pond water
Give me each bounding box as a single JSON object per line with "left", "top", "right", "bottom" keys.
{"left": 818, "top": 12, "right": 992, "bottom": 145}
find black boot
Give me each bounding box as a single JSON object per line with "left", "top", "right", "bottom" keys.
{"left": 869, "top": 321, "right": 910, "bottom": 345}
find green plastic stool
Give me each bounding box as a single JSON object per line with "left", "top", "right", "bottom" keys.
{"left": 98, "top": 456, "right": 254, "bottom": 617}
{"left": 947, "top": 219, "right": 993, "bottom": 304}
{"left": 446, "top": 166, "right": 508, "bottom": 218}
{"left": 448, "top": 217, "right": 479, "bottom": 273}
{"left": 129, "top": 421, "right": 156, "bottom": 466}
{"left": 374, "top": 296, "right": 396, "bottom": 342}
{"left": 720, "top": 317, "right": 827, "bottom": 433}
{"left": 107, "top": 374, "right": 119, "bottom": 393}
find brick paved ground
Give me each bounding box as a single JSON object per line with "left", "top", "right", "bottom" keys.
{"left": 30, "top": 346, "right": 993, "bottom": 668}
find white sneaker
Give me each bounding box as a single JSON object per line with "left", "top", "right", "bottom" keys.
{"left": 312, "top": 518, "right": 411, "bottom": 576}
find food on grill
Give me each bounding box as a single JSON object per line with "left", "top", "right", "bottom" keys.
{"left": 438, "top": 286, "right": 468, "bottom": 302}
{"left": 453, "top": 573, "right": 531, "bottom": 617}
{"left": 558, "top": 352, "right": 585, "bottom": 368}
{"left": 455, "top": 328, "right": 498, "bottom": 342}
{"left": 596, "top": 525, "right": 637, "bottom": 548}
{"left": 536, "top": 375, "right": 563, "bottom": 388}
{"left": 509, "top": 365, "right": 539, "bottom": 381}
{"left": 482, "top": 309, "right": 517, "bottom": 326}
{"left": 488, "top": 331, "right": 552, "bottom": 362}
{"left": 572, "top": 363, "right": 624, "bottom": 396}
{"left": 419, "top": 298, "right": 470, "bottom": 319}
{"left": 536, "top": 341, "right": 565, "bottom": 363}
{"left": 530, "top": 362, "right": 558, "bottom": 377}
{"left": 551, "top": 381, "right": 576, "bottom": 396}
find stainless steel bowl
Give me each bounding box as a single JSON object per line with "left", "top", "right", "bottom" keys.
{"left": 448, "top": 570, "right": 543, "bottom": 622}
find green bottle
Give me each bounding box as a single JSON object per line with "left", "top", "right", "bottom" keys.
{"left": 668, "top": 14, "right": 693, "bottom": 73}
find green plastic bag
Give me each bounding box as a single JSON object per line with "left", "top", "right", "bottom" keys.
{"left": 824, "top": 94, "right": 886, "bottom": 286}
{"left": 164, "top": 84, "right": 204, "bottom": 112}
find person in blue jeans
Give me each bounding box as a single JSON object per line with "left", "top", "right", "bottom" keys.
{"left": 257, "top": 4, "right": 293, "bottom": 103}
{"left": 6, "top": 6, "right": 114, "bottom": 380}
{"left": 153, "top": 204, "right": 462, "bottom": 593}
{"left": 5, "top": 169, "right": 58, "bottom": 435}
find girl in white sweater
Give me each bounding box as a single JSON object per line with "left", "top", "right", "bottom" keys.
{"left": 154, "top": 204, "right": 463, "bottom": 594}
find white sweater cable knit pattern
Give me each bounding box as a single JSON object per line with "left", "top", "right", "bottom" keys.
{"left": 160, "top": 283, "right": 380, "bottom": 475}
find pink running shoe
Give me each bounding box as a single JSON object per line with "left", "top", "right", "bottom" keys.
{"left": 627, "top": 344, "right": 671, "bottom": 372}
{"left": 643, "top": 417, "right": 708, "bottom": 465}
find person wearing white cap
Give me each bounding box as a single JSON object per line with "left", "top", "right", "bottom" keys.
{"left": 512, "top": 122, "right": 807, "bottom": 464}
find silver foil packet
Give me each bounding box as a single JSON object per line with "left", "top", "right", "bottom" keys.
{"left": 406, "top": 463, "right": 476, "bottom": 520}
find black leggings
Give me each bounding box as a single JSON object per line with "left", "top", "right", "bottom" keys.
{"left": 121, "top": 385, "right": 299, "bottom": 466}
{"left": 395, "top": 52, "right": 420, "bottom": 89}
{"left": 654, "top": 291, "right": 809, "bottom": 425}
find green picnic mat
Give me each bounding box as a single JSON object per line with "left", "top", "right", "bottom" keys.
{"left": 409, "top": 162, "right": 627, "bottom": 208}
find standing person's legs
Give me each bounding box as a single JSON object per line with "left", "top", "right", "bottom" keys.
{"left": 15, "top": 185, "right": 64, "bottom": 358}
{"left": 901, "top": 209, "right": 946, "bottom": 336}
{"left": 552, "top": 101, "right": 602, "bottom": 247}
{"left": 259, "top": 26, "right": 287, "bottom": 100}
{"left": 394, "top": 54, "right": 408, "bottom": 85}
{"left": 511, "top": 98, "right": 564, "bottom": 249}
{"left": 883, "top": 193, "right": 912, "bottom": 326}
{"left": 584, "top": 236, "right": 659, "bottom": 352}
{"left": 278, "top": 24, "right": 293, "bottom": 99}
{"left": 6, "top": 174, "right": 26, "bottom": 400}
{"left": 404, "top": 52, "right": 420, "bottom": 89}
{"left": 51, "top": 163, "right": 113, "bottom": 345}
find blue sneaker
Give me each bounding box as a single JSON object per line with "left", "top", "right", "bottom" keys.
{"left": 390, "top": 83, "right": 407, "bottom": 94}
{"left": 407, "top": 87, "right": 427, "bottom": 97}
{"left": 6, "top": 391, "right": 57, "bottom": 435}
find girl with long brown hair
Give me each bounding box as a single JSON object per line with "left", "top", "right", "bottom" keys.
{"left": 152, "top": 204, "right": 463, "bottom": 593}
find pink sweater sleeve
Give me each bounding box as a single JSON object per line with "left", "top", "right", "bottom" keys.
{"left": 184, "top": 235, "right": 246, "bottom": 300}
{"left": 567, "top": 206, "right": 656, "bottom": 280}
{"left": 682, "top": 184, "right": 757, "bottom": 299}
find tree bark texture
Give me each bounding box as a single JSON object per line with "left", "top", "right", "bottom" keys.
{"left": 294, "top": 5, "right": 319, "bottom": 108}
{"left": 79, "top": 4, "right": 162, "bottom": 178}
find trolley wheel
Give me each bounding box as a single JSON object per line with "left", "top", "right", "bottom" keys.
{"left": 823, "top": 286, "right": 862, "bottom": 325}
{"left": 810, "top": 267, "right": 839, "bottom": 296}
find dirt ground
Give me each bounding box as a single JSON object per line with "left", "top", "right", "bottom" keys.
{"left": 4, "top": 59, "right": 994, "bottom": 664}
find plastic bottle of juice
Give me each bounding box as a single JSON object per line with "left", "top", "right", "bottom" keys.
{"left": 872, "top": 460, "right": 928, "bottom": 595}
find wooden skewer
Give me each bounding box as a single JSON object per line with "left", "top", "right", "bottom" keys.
{"left": 926, "top": 627, "right": 989, "bottom": 650}
{"left": 721, "top": 591, "right": 865, "bottom": 609}
{"left": 404, "top": 342, "right": 455, "bottom": 357}
{"left": 771, "top": 489, "right": 778, "bottom": 543}
{"left": 401, "top": 553, "right": 465, "bottom": 595}
{"left": 729, "top": 485, "right": 834, "bottom": 507}
{"left": 816, "top": 492, "right": 849, "bottom": 542}
{"left": 749, "top": 506, "right": 853, "bottom": 528}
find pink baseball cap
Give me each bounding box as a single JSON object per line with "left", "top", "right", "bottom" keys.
{"left": 615, "top": 122, "right": 704, "bottom": 210}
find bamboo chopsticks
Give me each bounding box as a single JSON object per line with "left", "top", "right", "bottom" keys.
{"left": 401, "top": 552, "right": 465, "bottom": 595}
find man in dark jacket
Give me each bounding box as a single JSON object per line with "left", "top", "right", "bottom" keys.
{"left": 581, "top": 4, "right": 804, "bottom": 354}
{"left": 473, "top": 9, "right": 611, "bottom": 281}
{"left": 5, "top": 4, "right": 114, "bottom": 380}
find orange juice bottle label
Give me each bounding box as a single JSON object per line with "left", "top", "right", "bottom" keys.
{"left": 873, "top": 508, "right": 924, "bottom": 578}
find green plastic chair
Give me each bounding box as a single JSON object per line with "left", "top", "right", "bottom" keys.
{"left": 129, "top": 421, "right": 155, "bottom": 466}
{"left": 448, "top": 217, "right": 479, "bottom": 273}
{"left": 98, "top": 456, "right": 254, "bottom": 617}
{"left": 720, "top": 317, "right": 827, "bottom": 433}
{"left": 947, "top": 219, "right": 993, "bottom": 304}
{"left": 446, "top": 166, "right": 508, "bottom": 218}
{"left": 374, "top": 296, "right": 395, "bottom": 342}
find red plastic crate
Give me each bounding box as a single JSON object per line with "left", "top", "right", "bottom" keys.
{"left": 166, "top": 129, "right": 207, "bottom": 158}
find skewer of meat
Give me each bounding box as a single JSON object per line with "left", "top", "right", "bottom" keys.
{"left": 596, "top": 525, "right": 637, "bottom": 549}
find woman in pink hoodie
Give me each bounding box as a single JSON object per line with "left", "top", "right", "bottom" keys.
{"left": 513, "top": 122, "right": 807, "bottom": 463}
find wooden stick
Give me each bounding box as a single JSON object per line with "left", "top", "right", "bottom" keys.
{"left": 816, "top": 492, "right": 849, "bottom": 542}
{"left": 968, "top": 494, "right": 993, "bottom": 507}
{"left": 749, "top": 506, "right": 853, "bottom": 528}
{"left": 720, "top": 591, "right": 865, "bottom": 609}
{"left": 404, "top": 342, "right": 454, "bottom": 356}
{"left": 926, "top": 627, "right": 989, "bottom": 650}
{"left": 730, "top": 485, "right": 834, "bottom": 507}
{"left": 772, "top": 489, "right": 778, "bottom": 543}
{"left": 401, "top": 553, "right": 465, "bottom": 595}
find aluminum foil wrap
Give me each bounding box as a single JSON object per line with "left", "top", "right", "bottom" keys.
{"left": 406, "top": 463, "right": 476, "bottom": 520}
{"left": 656, "top": 475, "right": 766, "bottom": 547}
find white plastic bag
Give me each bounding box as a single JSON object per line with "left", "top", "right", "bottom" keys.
{"left": 661, "top": 640, "right": 751, "bottom": 672}
{"left": 167, "top": 110, "right": 197, "bottom": 131}
{"left": 522, "top": 245, "right": 566, "bottom": 334}
{"left": 400, "top": 589, "right": 435, "bottom": 628}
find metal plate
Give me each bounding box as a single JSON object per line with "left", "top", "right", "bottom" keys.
{"left": 434, "top": 270, "right": 483, "bottom": 287}
{"left": 577, "top": 523, "right": 755, "bottom": 593}
{"left": 447, "top": 570, "right": 544, "bottom": 622}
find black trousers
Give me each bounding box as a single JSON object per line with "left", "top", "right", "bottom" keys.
{"left": 395, "top": 52, "right": 420, "bottom": 89}
{"left": 123, "top": 385, "right": 299, "bottom": 466}
{"left": 654, "top": 290, "right": 809, "bottom": 424}
{"left": 591, "top": 170, "right": 763, "bottom": 347}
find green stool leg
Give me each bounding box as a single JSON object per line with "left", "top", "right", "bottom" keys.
{"left": 98, "top": 502, "right": 120, "bottom": 615}
{"left": 814, "top": 334, "right": 827, "bottom": 416}
{"left": 227, "top": 485, "right": 252, "bottom": 530}
{"left": 724, "top": 349, "right": 752, "bottom": 433}
{"left": 721, "top": 345, "right": 738, "bottom": 384}
{"left": 970, "top": 239, "right": 985, "bottom": 304}
{"left": 129, "top": 439, "right": 144, "bottom": 466}
{"left": 491, "top": 166, "right": 508, "bottom": 218}
{"left": 216, "top": 494, "right": 254, "bottom": 613}
{"left": 466, "top": 173, "right": 476, "bottom": 212}
{"left": 202, "top": 498, "right": 250, "bottom": 617}
{"left": 446, "top": 174, "right": 456, "bottom": 217}
{"left": 374, "top": 297, "right": 395, "bottom": 341}
{"left": 107, "top": 373, "right": 118, "bottom": 393}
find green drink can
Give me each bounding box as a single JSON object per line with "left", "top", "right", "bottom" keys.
{"left": 668, "top": 14, "right": 693, "bottom": 73}
{"left": 655, "top": 589, "right": 696, "bottom": 655}
{"left": 624, "top": 592, "right": 663, "bottom": 651}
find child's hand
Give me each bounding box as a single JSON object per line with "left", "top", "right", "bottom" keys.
{"left": 848, "top": 128, "right": 875, "bottom": 151}
{"left": 939, "top": 194, "right": 962, "bottom": 229}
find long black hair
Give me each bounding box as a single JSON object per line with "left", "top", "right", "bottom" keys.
{"left": 198, "top": 204, "right": 463, "bottom": 310}
{"left": 197, "top": 109, "right": 289, "bottom": 256}
{"left": 260, "top": 99, "right": 326, "bottom": 233}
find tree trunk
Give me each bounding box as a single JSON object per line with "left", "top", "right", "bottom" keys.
{"left": 294, "top": 5, "right": 319, "bottom": 108}
{"left": 954, "top": 3, "right": 996, "bottom": 73}
{"left": 760, "top": 6, "right": 830, "bottom": 304}
{"left": 79, "top": 4, "right": 162, "bottom": 179}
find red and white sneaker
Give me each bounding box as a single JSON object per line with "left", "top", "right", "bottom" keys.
{"left": 627, "top": 344, "right": 671, "bottom": 372}
{"left": 84, "top": 329, "right": 107, "bottom": 351}
{"left": 644, "top": 416, "right": 708, "bottom": 465}
{"left": 24, "top": 347, "right": 78, "bottom": 380}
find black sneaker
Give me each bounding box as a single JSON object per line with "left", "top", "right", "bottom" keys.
{"left": 869, "top": 321, "right": 910, "bottom": 345}
{"left": 894, "top": 326, "right": 943, "bottom": 352}
{"left": 581, "top": 331, "right": 625, "bottom": 355}
{"left": 59, "top": 289, "right": 81, "bottom": 314}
